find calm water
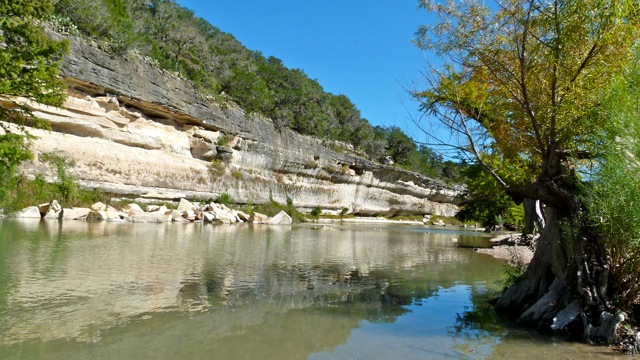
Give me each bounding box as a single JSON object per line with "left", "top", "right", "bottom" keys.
{"left": 0, "top": 220, "right": 625, "bottom": 359}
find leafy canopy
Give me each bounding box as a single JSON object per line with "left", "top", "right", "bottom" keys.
{"left": 414, "top": 0, "right": 640, "bottom": 196}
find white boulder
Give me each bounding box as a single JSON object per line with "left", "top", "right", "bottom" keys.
{"left": 267, "top": 210, "right": 293, "bottom": 225}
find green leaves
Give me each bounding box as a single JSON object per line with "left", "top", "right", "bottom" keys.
{"left": 0, "top": 0, "right": 68, "bottom": 108}
{"left": 0, "top": 0, "right": 67, "bottom": 206}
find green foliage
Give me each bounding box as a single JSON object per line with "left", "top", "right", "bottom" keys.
{"left": 216, "top": 134, "right": 231, "bottom": 146}
{"left": 1, "top": 0, "right": 68, "bottom": 120}
{"left": 231, "top": 170, "right": 242, "bottom": 180}
{"left": 1, "top": 172, "right": 110, "bottom": 214}
{"left": 0, "top": 0, "right": 68, "bottom": 209}
{"left": 39, "top": 152, "right": 78, "bottom": 204}
{"left": 414, "top": 0, "right": 640, "bottom": 195}
{"left": 310, "top": 206, "right": 322, "bottom": 220}
{"left": 382, "top": 126, "right": 416, "bottom": 165}
{"left": 455, "top": 163, "right": 524, "bottom": 228}
{"left": 217, "top": 192, "right": 233, "bottom": 207}
{"left": 208, "top": 159, "right": 225, "bottom": 176}
{"left": 243, "top": 200, "right": 254, "bottom": 214}
{"left": 0, "top": 134, "right": 32, "bottom": 207}
{"left": 589, "top": 56, "right": 640, "bottom": 309}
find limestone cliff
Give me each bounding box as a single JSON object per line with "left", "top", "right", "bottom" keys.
{"left": 11, "top": 33, "right": 461, "bottom": 217}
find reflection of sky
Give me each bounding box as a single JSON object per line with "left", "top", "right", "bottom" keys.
{"left": 309, "top": 285, "right": 500, "bottom": 360}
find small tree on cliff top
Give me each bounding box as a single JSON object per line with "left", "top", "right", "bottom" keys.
{"left": 413, "top": 0, "right": 640, "bottom": 338}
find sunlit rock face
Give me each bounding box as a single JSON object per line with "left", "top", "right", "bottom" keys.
{"left": 15, "top": 32, "right": 461, "bottom": 216}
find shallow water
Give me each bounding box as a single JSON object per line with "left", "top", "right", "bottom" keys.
{"left": 0, "top": 219, "right": 625, "bottom": 359}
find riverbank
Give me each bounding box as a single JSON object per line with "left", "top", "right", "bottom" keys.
{"left": 473, "top": 233, "right": 535, "bottom": 264}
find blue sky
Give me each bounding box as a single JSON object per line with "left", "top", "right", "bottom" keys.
{"left": 176, "top": 0, "right": 435, "bottom": 141}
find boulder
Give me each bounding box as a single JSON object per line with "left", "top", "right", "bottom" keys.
{"left": 12, "top": 206, "right": 42, "bottom": 218}
{"left": 122, "top": 203, "right": 144, "bottom": 215}
{"left": 236, "top": 210, "right": 251, "bottom": 222}
{"left": 147, "top": 205, "right": 168, "bottom": 214}
{"left": 51, "top": 200, "right": 62, "bottom": 212}
{"left": 169, "top": 210, "right": 186, "bottom": 222}
{"left": 200, "top": 149, "right": 217, "bottom": 161}
{"left": 182, "top": 210, "right": 196, "bottom": 221}
{"left": 189, "top": 137, "right": 212, "bottom": 160}
{"left": 90, "top": 202, "right": 107, "bottom": 211}
{"left": 216, "top": 145, "right": 233, "bottom": 154}
{"left": 267, "top": 210, "right": 293, "bottom": 225}
{"left": 214, "top": 212, "right": 236, "bottom": 224}
{"left": 60, "top": 207, "right": 91, "bottom": 220}
{"left": 43, "top": 208, "right": 62, "bottom": 219}
{"left": 168, "top": 209, "right": 181, "bottom": 217}
{"left": 40, "top": 200, "right": 62, "bottom": 219}
{"left": 212, "top": 208, "right": 236, "bottom": 223}
{"left": 38, "top": 203, "right": 51, "bottom": 217}
{"left": 202, "top": 212, "right": 215, "bottom": 223}
{"left": 130, "top": 212, "right": 172, "bottom": 223}
{"left": 87, "top": 211, "right": 124, "bottom": 221}
{"left": 249, "top": 212, "right": 269, "bottom": 224}
{"left": 177, "top": 198, "right": 195, "bottom": 212}
{"left": 213, "top": 217, "right": 233, "bottom": 225}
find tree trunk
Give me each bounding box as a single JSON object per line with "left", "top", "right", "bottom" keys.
{"left": 523, "top": 198, "right": 542, "bottom": 235}
{"left": 495, "top": 206, "right": 564, "bottom": 318}
{"left": 495, "top": 201, "right": 623, "bottom": 341}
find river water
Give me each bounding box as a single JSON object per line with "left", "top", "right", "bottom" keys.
{"left": 0, "top": 219, "right": 626, "bottom": 359}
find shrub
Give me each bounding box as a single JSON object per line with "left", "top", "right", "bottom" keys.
{"left": 209, "top": 159, "right": 226, "bottom": 176}
{"left": 310, "top": 206, "right": 322, "bottom": 219}
{"left": 217, "top": 134, "right": 231, "bottom": 146}
{"left": 217, "top": 192, "right": 233, "bottom": 207}
{"left": 231, "top": 170, "right": 243, "bottom": 180}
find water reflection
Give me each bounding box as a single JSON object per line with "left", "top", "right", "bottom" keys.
{"left": 0, "top": 219, "right": 620, "bottom": 359}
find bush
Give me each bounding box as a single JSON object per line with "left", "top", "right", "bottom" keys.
{"left": 310, "top": 206, "right": 322, "bottom": 220}
{"left": 209, "top": 159, "right": 226, "bottom": 176}
{"left": 217, "top": 192, "right": 233, "bottom": 207}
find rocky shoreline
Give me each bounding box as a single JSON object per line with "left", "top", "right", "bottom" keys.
{"left": 3, "top": 198, "right": 293, "bottom": 225}
{"left": 473, "top": 233, "right": 535, "bottom": 264}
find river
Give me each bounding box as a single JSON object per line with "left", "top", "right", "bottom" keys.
{"left": 0, "top": 219, "right": 625, "bottom": 359}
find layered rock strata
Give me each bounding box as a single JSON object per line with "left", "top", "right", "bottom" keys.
{"left": 10, "top": 32, "right": 461, "bottom": 217}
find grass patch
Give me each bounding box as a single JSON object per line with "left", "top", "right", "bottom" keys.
{"left": 217, "top": 192, "right": 233, "bottom": 207}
